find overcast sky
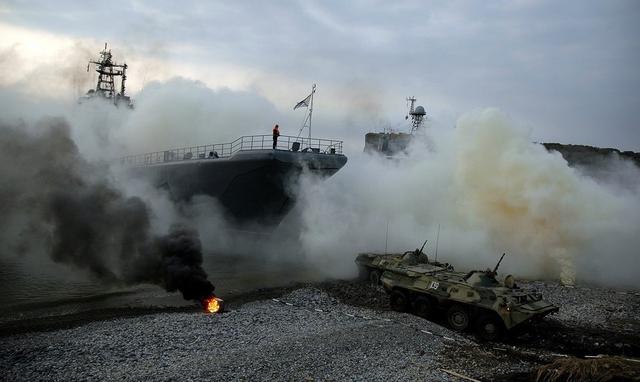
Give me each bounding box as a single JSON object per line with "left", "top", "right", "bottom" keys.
{"left": 1, "top": 0, "right": 639, "bottom": 150}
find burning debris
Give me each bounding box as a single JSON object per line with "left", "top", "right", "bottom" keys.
{"left": 0, "top": 119, "right": 218, "bottom": 307}
{"left": 202, "top": 296, "right": 224, "bottom": 313}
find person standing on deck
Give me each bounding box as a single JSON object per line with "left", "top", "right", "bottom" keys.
{"left": 272, "top": 124, "right": 280, "bottom": 149}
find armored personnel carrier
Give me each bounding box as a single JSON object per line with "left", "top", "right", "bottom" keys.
{"left": 355, "top": 250, "right": 559, "bottom": 340}
{"left": 356, "top": 242, "right": 453, "bottom": 285}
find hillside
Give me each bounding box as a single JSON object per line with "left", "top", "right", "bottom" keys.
{"left": 543, "top": 143, "right": 640, "bottom": 168}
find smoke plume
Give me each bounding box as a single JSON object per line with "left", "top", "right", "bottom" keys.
{"left": 296, "top": 109, "right": 640, "bottom": 288}
{"left": 0, "top": 118, "right": 214, "bottom": 301}
{"left": 2, "top": 76, "right": 638, "bottom": 293}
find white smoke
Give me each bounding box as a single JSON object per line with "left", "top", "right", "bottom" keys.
{"left": 296, "top": 109, "right": 640, "bottom": 288}
{"left": 64, "top": 77, "right": 290, "bottom": 162}
{"left": 2, "top": 76, "right": 638, "bottom": 290}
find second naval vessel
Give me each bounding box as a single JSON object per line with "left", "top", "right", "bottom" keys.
{"left": 364, "top": 97, "right": 427, "bottom": 156}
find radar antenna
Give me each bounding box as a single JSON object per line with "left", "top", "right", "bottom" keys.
{"left": 405, "top": 96, "right": 427, "bottom": 134}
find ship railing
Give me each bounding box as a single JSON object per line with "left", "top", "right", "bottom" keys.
{"left": 120, "top": 134, "right": 343, "bottom": 166}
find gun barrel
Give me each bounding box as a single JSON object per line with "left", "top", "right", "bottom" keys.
{"left": 493, "top": 253, "right": 506, "bottom": 274}
{"left": 419, "top": 239, "right": 428, "bottom": 253}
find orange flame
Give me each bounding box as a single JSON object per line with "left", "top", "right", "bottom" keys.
{"left": 203, "top": 296, "right": 223, "bottom": 313}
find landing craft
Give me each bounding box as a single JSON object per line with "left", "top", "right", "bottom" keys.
{"left": 99, "top": 76, "right": 348, "bottom": 228}
{"left": 79, "top": 45, "right": 347, "bottom": 228}
{"left": 123, "top": 135, "right": 347, "bottom": 227}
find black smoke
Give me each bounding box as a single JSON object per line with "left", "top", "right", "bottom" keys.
{"left": 0, "top": 118, "right": 214, "bottom": 301}
{"left": 130, "top": 226, "right": 215, "bottom": 301}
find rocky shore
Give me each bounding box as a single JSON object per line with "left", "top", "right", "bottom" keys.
{"left": 1, "top": 280, "right": 639, "bottom": 381}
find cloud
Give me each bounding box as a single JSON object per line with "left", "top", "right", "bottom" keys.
{"left": 0, "top": 1, "right": 639, "bottom": 150}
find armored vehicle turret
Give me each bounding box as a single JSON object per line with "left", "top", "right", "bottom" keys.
{"left": 356, "top": 247, "right": 453, "bottom": 285}
{"left": 356, "top": 251, "right": 558, "bottom": 340}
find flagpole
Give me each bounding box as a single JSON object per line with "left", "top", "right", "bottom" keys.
{"left": 308, "top": 84, "right": 316, "bottom": 140}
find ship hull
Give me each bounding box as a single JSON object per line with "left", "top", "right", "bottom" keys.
{"left": 130, "top": 149, "right": 347, "bottom": 227}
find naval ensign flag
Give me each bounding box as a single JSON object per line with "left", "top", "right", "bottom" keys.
{"left": 294, "top": 93, "right": 312, "bottom": 110}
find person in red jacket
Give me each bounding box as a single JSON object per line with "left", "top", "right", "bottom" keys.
{"left": 272, "top": 124, "right": 280, "bottom": 149}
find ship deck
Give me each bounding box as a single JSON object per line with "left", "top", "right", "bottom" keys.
{"left": 121, "top": 134, "right": 345, "bottom": 167}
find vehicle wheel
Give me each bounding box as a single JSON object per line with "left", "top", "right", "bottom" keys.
{"left": 369, "top": 270, "right": 381, "bottom": 286}
{"left": 390, "top": 290, "right": 409, "bottom": 312}
{"left": 413, "top": 297, "right": 433, "bottom": 318}
{"left": 447, "top": 305, "right": 470, "bottom": 331}
{"left": 475, "top": 314, "right": 505, "bottom": 341}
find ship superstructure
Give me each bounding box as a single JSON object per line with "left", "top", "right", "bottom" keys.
{"left": 81, "top": 43, "right": 133, "bottom": 108}
{"left": 364, "top": 97, "right": 427, "bottom": 156}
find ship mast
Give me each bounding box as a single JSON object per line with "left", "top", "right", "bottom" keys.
{"left": 407, "top": 96, "right": 416, "bottom": 115}
{"left": 308, "top": 84, "right": 315, "bottom": 140}
{"left": 87, "top": 43, "right": 130, "bottom": 106}
{"left": 295, "top": 84, "right": 316, "bottom": 140}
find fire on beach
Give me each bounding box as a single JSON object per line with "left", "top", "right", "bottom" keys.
{"left": 202, "top": 296, "right": 224, "bottom": 313}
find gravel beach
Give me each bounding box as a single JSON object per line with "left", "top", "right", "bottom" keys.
{"left": 1, "top": 280, "right": 639, "bottom": 381}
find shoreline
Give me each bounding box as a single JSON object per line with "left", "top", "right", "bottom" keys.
{"left": 2, "top": 279, "right": 639, "bottom": 381}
